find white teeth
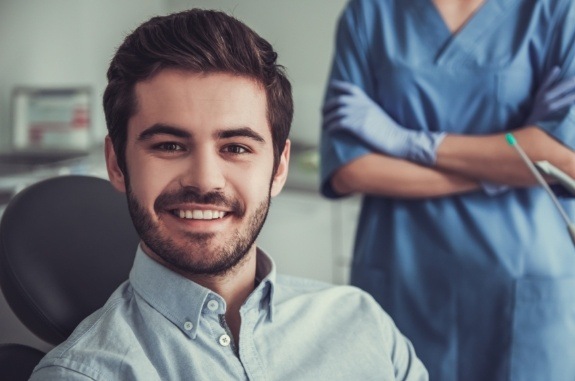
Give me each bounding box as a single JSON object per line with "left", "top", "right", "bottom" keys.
{"left": 176, "top": 210, "right": 225, "bottom": 220}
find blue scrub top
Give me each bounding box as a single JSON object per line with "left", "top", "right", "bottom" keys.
{"left": 320, "top": 0, "right": 575, "bottom": 380}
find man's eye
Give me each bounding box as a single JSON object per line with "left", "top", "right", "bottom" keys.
{"left": 223, "top": 145, "right": 248, "bottom": 154}
{"left": 154, "top": 142, "right": 184, "bottom": 152}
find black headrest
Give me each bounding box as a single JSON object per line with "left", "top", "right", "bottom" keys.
{"left": 0, "top": 343, "right": 46, "bottom": 380}
{"left": 0, "top": 175, "right": 139, "bottom": 345}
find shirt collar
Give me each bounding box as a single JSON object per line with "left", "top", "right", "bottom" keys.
{"left": 248, "top": 247, "right": 277, "bottom": 322}
{"left": 129, "top": 245, "right": 277, "bottom": 338}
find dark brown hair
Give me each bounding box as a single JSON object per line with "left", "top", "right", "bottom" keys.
{"left": 103, "top": 9, "right": 293, "bottom": 174}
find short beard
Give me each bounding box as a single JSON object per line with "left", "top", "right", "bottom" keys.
{"left": 125, "top": 183, "right": 271, "bottom": 277}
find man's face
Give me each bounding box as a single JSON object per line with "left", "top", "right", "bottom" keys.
{"left": 106, "top": 70, "right": 289, "bottom": 276}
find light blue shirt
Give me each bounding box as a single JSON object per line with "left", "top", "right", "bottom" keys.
{"left": 30, "top": 246, "right": 427, "bottom": 380}
{"left": 320, "top": 1, "right": 575, "bottom": 380}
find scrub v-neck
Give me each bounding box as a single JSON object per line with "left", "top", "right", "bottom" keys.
{"left": 409, "top": 0, "right": 521, "bottom": 65}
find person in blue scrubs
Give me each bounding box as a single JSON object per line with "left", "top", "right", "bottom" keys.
{"left": 320, "top": 0, "right": 575, "bottom": 380}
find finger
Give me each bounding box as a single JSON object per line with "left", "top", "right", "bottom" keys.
{"left": 548, "top": 92, "right": 575, "bottom": 111}
{"left": 323, "top": 105, "right": 355, "bottom": 127}
{"left": 322, "top": 96, "right": 355, "bottom": 115}
{"left": 322, "top": 100, "right": 347, "bottom": 124}
{"left": 324, "top": 119, "right": 353, "bottom": 134}
{"left": 545, "top": 76, "right": 575, "bottom": 101}
{"left": 322, "top": 98, "right": 342, "bottom": 115}
{"left": 323, "top": 111, "right": 343, "bottom": 127}
{"left": 540, "top": 66, "right": 562, "bottom": 90}
{"left": 322, "top": 92, "right": 359, "bottom": 114}
{"left": 328, "top": 80, "right": 356, "bottom": 94}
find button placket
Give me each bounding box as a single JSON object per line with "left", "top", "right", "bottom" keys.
{"left": 218, "top": 334, "right": 231, "bottom": 347}
{"left": 207, "top": 299, "right": 219, "bottom": 312}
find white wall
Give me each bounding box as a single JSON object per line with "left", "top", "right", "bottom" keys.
{"left": 0, "top": 0, "right": 168, "bottom": 150}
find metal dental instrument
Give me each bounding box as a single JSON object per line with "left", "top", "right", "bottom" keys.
{"left": 506, "top": 133, "right": 575, "bottom": 246}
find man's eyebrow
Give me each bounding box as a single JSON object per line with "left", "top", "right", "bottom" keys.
{"left": 137, "top": 124, "right": 191, "bottom": 141}
{"left": 217, "top": 127, "right": 265, "bottom": 143}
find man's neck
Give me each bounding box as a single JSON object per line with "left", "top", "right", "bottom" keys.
{"left": 192, "top": 250, "right": 257, "bottom": 341}
{"left": 142, "top": 243, "right": 258, "bottom": 345}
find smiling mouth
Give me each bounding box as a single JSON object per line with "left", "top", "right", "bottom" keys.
{"left": 171, "top": 209, "right": 227, "bottom": 220}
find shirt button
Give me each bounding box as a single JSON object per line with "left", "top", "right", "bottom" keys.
{"left": 184, "top": 321, "right": 193, "bottom": 331}
{"left": 219, "top": 334, "right": 231, "bottom": 347}
{"left": 207, "top": 300, "right": 219, "bottom": 312}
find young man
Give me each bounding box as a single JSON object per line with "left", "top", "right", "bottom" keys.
{"left": 30, "top": 9, "right": 427, "bottom": 380}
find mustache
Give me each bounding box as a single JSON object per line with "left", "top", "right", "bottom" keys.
{"left": 154, "top": 188, "right": 243, "bottom": 214}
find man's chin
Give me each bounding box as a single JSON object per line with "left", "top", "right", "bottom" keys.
{"left": 142, "top": 240, "right": 250, "bottom": 277}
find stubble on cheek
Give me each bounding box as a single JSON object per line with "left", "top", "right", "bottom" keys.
{"left": 125, "top": 181, "right": 270, "bottom": 277}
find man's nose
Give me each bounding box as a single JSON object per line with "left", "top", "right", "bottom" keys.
{"left": 179, "top": 150, "right": 226, "bottom": 193}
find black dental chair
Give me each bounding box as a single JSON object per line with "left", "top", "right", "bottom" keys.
{"left": 0, "top": 175, "right": 139, "bottom": 380}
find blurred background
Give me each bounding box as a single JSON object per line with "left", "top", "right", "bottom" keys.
{"left": 0, "top": 0, "right": 361, "bottom": 352}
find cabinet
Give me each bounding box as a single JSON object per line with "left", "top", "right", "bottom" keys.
{"left": 257, "top": 190, "right": 361, "bottom": 285}
{"left": 329, "top": 196, "right": 362, "bottom": 285}
{"left": 257, "top": 190, "right": 334, "bottom": 283}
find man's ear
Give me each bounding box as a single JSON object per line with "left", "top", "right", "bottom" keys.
{"left": 270, "top": 139, "right": 290, "bottom": 197}
{"left": 105, "top": 136, "right": 127, "bottom": 193}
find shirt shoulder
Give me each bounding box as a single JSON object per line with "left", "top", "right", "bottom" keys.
{"left": 275, "top": 274, "right": 388, "bottom": 320}
{"left": 31, "top": 282, "right": 160, "bottom": 381}
{"left": 272, "top": 275, "right": 427, "bottom": 378}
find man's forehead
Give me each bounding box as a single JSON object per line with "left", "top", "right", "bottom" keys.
{"left": 132, "top": 70, "right": 266, "bottom": 112}
{"left": 129, "top": 70, "right": 271, "bottom": 139}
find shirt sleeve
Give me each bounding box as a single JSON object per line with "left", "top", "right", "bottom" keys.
{"left": 320, "top": 0, "right": 378, "bottom": 198}
{"left": 370, "top": 295, "right": 429, "bottom": 381}
{"left": 532, "top": 0, "right": 575, "bottom": 150}
{"left": 30, "top": 365, "right": 97, "bottom": 381}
